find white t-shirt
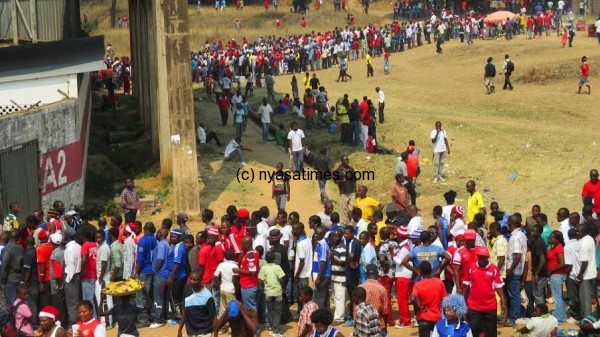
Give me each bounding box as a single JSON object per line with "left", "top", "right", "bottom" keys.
{"left": 287, "top": 129, "right": 305, "bottom": 151}
{"left": 442, "top": 204, "right": 454, "bottom": 222}
{"left": 224, "top": 139, "right": 239, "bottom": 158}
{"left": 558, "top": 219, "right": 571, "bottom": 243}
{"left": 564, "top": 239, "right": 580, "bottom": 279}
{"left": 407, "top": 216, "right": 424, "bottom": 234}
{"left": 295, "top": 237, "right": 313, "bottom": 278}
{"left": 525, "top": 315, "right": 558, "bottom": 337}
{"left": 579, "top": 235, "right": 596, "bottom": 280}
{"left": 258, "top": 104, "right": 273, "bottom": 123}
{"left": 449, "top": 218, "right": 466, "bottom": 238}
{"left": 280, "top": 224, "right": 294, "bottom": 258}
{"left": 197, "top": 127, "right": 207, "bottom": 143}
{"left": 316, "top": 211, "right": 332, "bottom": 228}
{"left": 214, "top": 260, "right": 239, "bottom": 293}
{"left": 558, "top": 0, "right": 564, "bottom": 9}
{"left": 430, "top": 129, "right": 448, "bottom": 153}
{"left": 377, "top": 90, "right": 385, "bottom": 104}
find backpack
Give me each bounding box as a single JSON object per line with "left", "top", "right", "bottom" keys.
{"left": 0, "top": 300, "right": 28, "bottom": 337}
{"left": 506, "top": 60, "right": 515, "bottom": 72}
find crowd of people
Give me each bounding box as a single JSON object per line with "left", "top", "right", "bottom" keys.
{"left": 2, "top": 164, "right": 600, "bottom": 337}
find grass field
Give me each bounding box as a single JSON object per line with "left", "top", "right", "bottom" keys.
{"left": 83, "top": 0, "right": 600, "bottom": 228}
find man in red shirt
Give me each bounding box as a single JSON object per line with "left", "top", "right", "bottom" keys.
{"left": 582, "top": 169, "right": 600, "bottom": 214}
{"left": 464, "top": 246, "right": 507, "bottom": 337}
{"left": 217, "top": 93, "right": 230, "bottom": 126}
{"left": 578, "top": 56, "right": 591, "bottom": 94}
{"left": 233, "top": 236, "right": 259, "bottom": 313}
{"left": 36, "top": 230, "right": 53, "bottom": 307}
{"left": 231, "top": 208, "right": 249, "bottom": 247}
{"left": 411, "top": 261, "right": 447, "bottom": 337}
{"left": 453, "top": 229, "right": 477, "bottom": 294}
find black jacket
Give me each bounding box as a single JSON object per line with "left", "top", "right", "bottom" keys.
{"left": 485, "top": 63, "right": 496, "bottom": 77}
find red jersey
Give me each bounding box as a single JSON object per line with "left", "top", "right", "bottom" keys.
{"left": 78, "top": 318, "right": 102, "bottom": 337}
{"left": 582, "top": 179, "right": 600, "bottom": 212}
{"left": 204, "top": 242, "right": 225, "bottom": 284}
{"left": 453, "top": 246, "right": 476, "bottom": 287}
{"left": 239, "top": 250, "right": 259, "bottom": 289}
{"left": 411, "top": 278, "right": 447, "bottom": 321}
{"left": 230, "top": 225, "right": 246, "bottom": 246}
{"left": 198, "top": 243, "right": 212, "bottom": 283}
{"left": 36, "top": 243, "right": 54, "bottom": 282}
{"left": 464, "top": 263, "right": 504, "bottom": 311}
{"left": 80, "top": 241, "right": 98, "bottom": 280}
{"left": 581, "top": 62, "right": 590, "bottom": 76}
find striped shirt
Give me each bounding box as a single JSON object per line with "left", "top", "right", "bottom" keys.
{"left": 354, "top": 302, "right": 381, "bottom": 337}
{"left": 359, "top": 279, "right": 388, "bottom": 329}
{"left": 331, "top": 242, "right": 346, "bottom": 283}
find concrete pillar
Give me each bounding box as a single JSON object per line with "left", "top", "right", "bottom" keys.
{"left": 162, "top": 0, "right": 200, "bottom": 216}
{"left": 155, "top": 0, "right": 172, "bottom": 175}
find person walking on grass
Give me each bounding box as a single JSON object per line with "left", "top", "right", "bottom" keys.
{"left": 501, "top": 54, "right": 514, "bottom": 90}
{"left": 430, "top": 121, "right": 450, "bottom": 183}
{"left": 484, "top": 57, "right": 496, "bottom": 94}
{"left": 578, "top": 56, "right": 590, "bottom": 94}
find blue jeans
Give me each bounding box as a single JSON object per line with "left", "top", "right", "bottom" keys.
{"left": 293, "top": 150, "right": 304, "bottom": 172}
{"left": 550, "top": 273, "right": 566, "bottom": 322}
{"left": 81, "top": 279, "right": 97, "bottom": 317}
{"left": 241, "top": 286, "right": 258, "bottom": 311}
{"left": 225, "top": 147, "right": 245, "bottom": 163}
{"left": 153, "top": 276, "right": 166, "bottom": 323}
{"left": 236, "top": 122, "right": 244, "bottom": 138}
{"left": 318, "top": 179, "right": 328, "bottom": 201}
{"left": 136, "top": 273, "right": 154, "bottom": 323}
{"left": 352, "top": 121, "right": 362, "bottom": 146}
{"left": 262, "top": 122, "right": 270, "bottom": 142}
{"left": 507, "top": 274, "right": 522, "bottom": 323}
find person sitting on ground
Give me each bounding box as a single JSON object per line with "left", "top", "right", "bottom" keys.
{"left": 514, "top": 303, "right": 558, "bottom": 337}
{"left": 215, "top": 300, "right": 257, "bottom": 337}
{"left": 274, "top": 99, "right": 288, "bottom": 115}
{"left": 224, "top": 136, "right": 252, "bottom": 166}
{"left": 197, "top": 123, "right": 223, "bottom": 146}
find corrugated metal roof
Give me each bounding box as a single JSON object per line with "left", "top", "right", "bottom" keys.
{"left": 0, "top": 35, "right": 105, "bottom": 83}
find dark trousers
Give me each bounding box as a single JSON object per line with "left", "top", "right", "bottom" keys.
{"left": 65, "top": 273, "right": 81, "bottom": 325}
{"left": 220, "top": 110, "right": 228, "bottom": 125}
{"left": 567, "top": 277, "right": 580, "bottom": 319}
{"left": 503, "top": 72, "right": 513, "bottom": 89}
{"left": 346, "top": 282, "right": 358, "bottom": 319}
{"left": 467, "top": 309, "right": 498, "bottom": 337}
{"left": 378, "top": 102, "right": 385, "bottom": 123}
{"left": 367, "top": 64, "right": 374, "bottom": 77}
{"left": 313, "top": 277, "right": 331, "bottom": 309}
{"left": 436, "top": 39, "right": 443, "bottom": 53}
{"left": 167, "top": 277, "right": 186, "bottom": 320}
{"left": 418, "top": 319, "right": 436, "bottom": 337}
{"left": 39, "top": 281, "right": 52, "bottom": 309}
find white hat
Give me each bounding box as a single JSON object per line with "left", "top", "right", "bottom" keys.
{"left": 50, "top": 233, "right": 63, "bottom": 245}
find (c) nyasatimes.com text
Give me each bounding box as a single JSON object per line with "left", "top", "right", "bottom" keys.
{"left": 236, "top": 168, "right": 375, "bottom": 184}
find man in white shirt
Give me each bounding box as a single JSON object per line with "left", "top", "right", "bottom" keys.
{"left": 506, "top": 216, "right": 528, "bottom": 326}
{"left": 316, "top": 201, "right": 334, "bottom": 229}
{"left": 213, "top": 250, "right": 239, "bottom": 316}
{"left": 573, "top": 223, "right": 597, "bottom": 318}
{"left": 287, "top": 121, "right": 305, "bottom": 172}
{"left": 258, "top": 97, "right": 273, "bottom": 143}
{"left": 197, "top": 123, "right": 223, "bottom": 146}
{"left": 224, "top": 136, "right": 252, "bottom": 166}
{"left": 558, "top": 0, "right": 564, "bottom": 13}
{"left": 556, "top": 207, "right": 571, "bottom": 241}
{"left": 63, "top": 230, "right": 81, "bottom": 325}
{"left": 292, "top": 223, "right": 313, "bottom": 311}
{"left": 375, "top": 87, "right": 385, "bottom": 123}
{"left": 405, "top": 205, "right": 423, "bottom": 235}
{"left": 430, "top": 121, "right": 450, "bottom": 183}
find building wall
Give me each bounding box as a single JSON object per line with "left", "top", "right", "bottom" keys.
{"left": 0, "top": 73, "right": 91, "bottom": 211}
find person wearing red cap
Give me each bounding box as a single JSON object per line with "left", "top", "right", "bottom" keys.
{"left": 453, "top": 229, "right": 478, "bottom": 294}
{"left": 392, "top": 226, "right": 413, "bottom": 327}
{"left": 231, "top": 208, "right": 249, "bottom": 246}
{"left": 463, "top": 245, "right": 506, "bottom": 337}
{"left": 449, "top": 206, "right": 467, "bottom": 240}
{"left": 36, "top": 230, "right": 53, "bottom": 308}
{"left": 37, "top": 305, "right": 66, "bottom": 337}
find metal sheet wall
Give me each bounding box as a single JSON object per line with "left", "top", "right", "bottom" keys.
{"left": 0, "top": 140, "right": 41, "bottom": 224}
{"left": 0, "top": 0, "right": 74, "bottom": 42}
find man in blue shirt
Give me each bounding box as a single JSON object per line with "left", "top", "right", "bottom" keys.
{"left": 134, "top": 222, "right": 157, "bottom": 327}
{"left": 177, "top": 270, "right": 217, "bottom": 337}
{"left": 402, "top": 230, "right": 451, "bottom": 277}
{"left": 166, "top": 229, "right": 188, "bottom": 326}
{"left": 149, "top": 228, "right": 170, "bottom": 328}
{"left": 312, "top": 227, "right": 331, "bottom": 310}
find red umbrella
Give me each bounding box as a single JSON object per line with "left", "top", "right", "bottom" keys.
{"left": 484, "top": 10, "right": 518, "bottom": 23}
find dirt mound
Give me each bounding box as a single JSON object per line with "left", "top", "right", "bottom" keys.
{"left": 516, "top": 60, "right": 599, "bottom": 85}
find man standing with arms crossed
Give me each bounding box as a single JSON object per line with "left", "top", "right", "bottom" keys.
{"left": 430, "top": 121, "right": 450, "bottom": 183}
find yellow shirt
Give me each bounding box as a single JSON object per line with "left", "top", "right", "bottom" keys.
{"left": 375, "top": 220, "right": 387, "bottom": 247}
{"left": 467, "top": 191, "right": 485, "bottom": 223}
{"left": 304, "top": 76, "right": 311, "bottom": 89}
{"left": 354, "top": 196, "right": 380, "bottom": 221}
{"left": 366, "top": 54, "right": 372, "bottom": 65}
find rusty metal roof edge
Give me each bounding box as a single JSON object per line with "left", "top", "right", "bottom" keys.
{"left": 0, "top": 35, "right": 106, "bottom": 82}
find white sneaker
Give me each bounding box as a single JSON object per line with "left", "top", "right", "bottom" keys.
{"left": 241, "top": 162, "right": 247, "bottom": 166}
{"left": 149, "top": 323, "right": 165, "bottom": 329}
{"left": 433, "top": 177, "right": 439, "bottom": 183}
{"left": 566, "top": 317, "right": 578, "bottom": 324}
{"left": 438, "top": 176, "right": 446, "bottom": 181}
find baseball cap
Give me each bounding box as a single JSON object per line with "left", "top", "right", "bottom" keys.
{"left": 476, "top": 246, "right": 490, "bottom": 257}
{"left": 237, "top": 208, "right": 250, "bottom": 219}
{"left": 366, "top": 264, "right": 378, "bottom": 274}
{"left": 395, "top": 226, "right": 409, "bottom": 238}
{"left": 177, "top": 212, "right": 188, "bottom": 221}
{"left": 464, "top": 229, "right": 477, "bottom": 240}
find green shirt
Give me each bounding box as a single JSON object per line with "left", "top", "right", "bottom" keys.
{"left": 258, "top": 263, "right": 285, "bottom": 297}
{"left": 110, "top": 241, "right": 124, "bottom": 279}
{"left": 541, "top": 224, "right": 552, "bottom": 249}
{"left": 275, "top": 130, "right": 286, "bottom": 146}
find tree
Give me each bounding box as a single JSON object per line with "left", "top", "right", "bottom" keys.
{"left": 110, "top": 0, "right": 117, "bottom": 28}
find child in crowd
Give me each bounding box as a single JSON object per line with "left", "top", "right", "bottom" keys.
{"left": 258, "top": 251, "right": 286, "bottom": 337}
{"left": 275, "top": 124, "right": 286, "bottom": 148}
{"left": 14, "top": 284, "right": 33, "bottom": 337}
{"left": 296, "top": 286, "right": 319, "bottom": 337}
{"left": 310, "top": 308, "right": 345, "bottom": 337}
{"left": 99, "top": 295, "right": 139, "bottom": 337}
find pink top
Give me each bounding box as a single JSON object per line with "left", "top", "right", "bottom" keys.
{"left": 14, "top": 299, "right": 33, "bottom": 337}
